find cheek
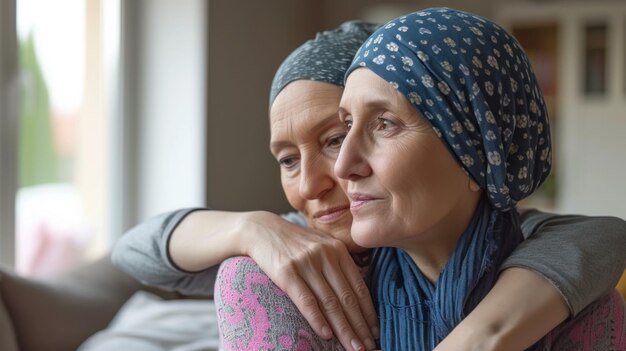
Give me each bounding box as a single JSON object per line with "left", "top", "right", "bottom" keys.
{"left": 376, "top": 139, "right": 426, "bottom": 191}
{"left": 384, "top": 139, "right": 456, "bottom": 211}
{"left": 412, "top": 146, "right": 467, "bottom": 211}
{"left": 281, "top": 175, "right": 305, "bottom": 212}
{"left": 337, "top": 178, "right": 349, "bottom": 193}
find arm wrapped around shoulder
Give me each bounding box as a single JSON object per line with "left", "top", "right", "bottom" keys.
{"left": 509, "top": 210, "right": 626, "bottom": 316}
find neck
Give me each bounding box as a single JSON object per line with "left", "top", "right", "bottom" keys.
{"left": 405, "top": 191, "right": 482, "bottom": 283}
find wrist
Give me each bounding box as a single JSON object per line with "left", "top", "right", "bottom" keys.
{"left": 170, "top": 210, "right": 273, "bottom": 272}
{"left": 237, "top": 210, "right": 279, "bottom": 257}
{"left": 435, "top": 322, "right": 505, "bottom": 351}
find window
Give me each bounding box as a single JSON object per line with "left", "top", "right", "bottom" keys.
{"left": 2, "top": 0, "right": 207, "bottom": 274}
{"left": 512, "top": 23, "right": 559, "bottom": 209}
{"left": 8, "top": 0, "right": 119, "bottom": 276}
{"left": 584, "top": 23, "right": 608, "bottom": 95}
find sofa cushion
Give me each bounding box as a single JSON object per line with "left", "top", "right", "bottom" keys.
{"left": 0, "top": 257, "right": 150, "bottom": 351}
{"left": 0, "top": 270, "right": 21, "bottom": 351}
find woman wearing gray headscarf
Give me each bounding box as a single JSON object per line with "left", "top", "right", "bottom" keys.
{"left": 114, "top": 19, "right": 626, "bottom": 351}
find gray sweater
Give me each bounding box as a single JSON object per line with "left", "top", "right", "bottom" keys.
{"left": 112, "top": 209, "right": 626, "bottom": 316}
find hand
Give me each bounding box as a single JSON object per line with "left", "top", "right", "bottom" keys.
{"left": 242, "top": 211, "right": 379, "bottom": 351}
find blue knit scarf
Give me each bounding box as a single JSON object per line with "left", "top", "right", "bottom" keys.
{"left": 367, "top": 198, "right": 537, "bottom": 350}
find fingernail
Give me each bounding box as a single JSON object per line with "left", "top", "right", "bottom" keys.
{"left": 351, "top": 338, "right": 364, "bottom": 351}
{"left": 364, "top": 337, "right": 376, "bottom": 350}
{"left": 321, "top": 326, "right": 333, "bottom": 339}
{"left": 371, "top": 326, "right": 380, "bottom": 339}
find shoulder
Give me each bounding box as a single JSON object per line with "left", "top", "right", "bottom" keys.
{"left": 519, "top": 208, "right": 626, "bottom": 241}
{"left": 217, "top": 256, "right": 271, "bottom": 287}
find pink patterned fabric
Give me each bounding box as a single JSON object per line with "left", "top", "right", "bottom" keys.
{"left": 214, "top": 257, "right": 342, "bottom": 350}
{"left": 543, "top": 290, "right": 625, "bottom": 350}
{"left": 215, "top": 256, "right": 626, "bottom": 350}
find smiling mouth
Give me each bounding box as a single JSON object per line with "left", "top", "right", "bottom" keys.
{"left": 348, "top": 193, "right": 379, "bottom": 211}
{"left": 314, "top": 206, "right": 350, "bottom": 224}
{"left": 350, "top": 200, "right": 371, "bottom": 211}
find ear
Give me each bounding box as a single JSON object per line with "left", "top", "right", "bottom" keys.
{"left": 468, "top": 179, "right": 481, "bottom": 192}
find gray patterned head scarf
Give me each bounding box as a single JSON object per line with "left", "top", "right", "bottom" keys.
{"left": 269, "top": 21, "right": 379, "bottom": 107}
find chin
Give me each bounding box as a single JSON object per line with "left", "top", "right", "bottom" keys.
{"left": 351, "top": 236, "right": 379, "bottom": 249}
{"left": 341, "top": 235, "right": 367, "bottom": 253}
{"left": 332, "top": 228, "right": 357, "bottom": 248}
{"left": 350, "top": 221, "right": 382, "bottom": 249}
{"left": 346, "top": 242, "right": 369, "bottom": 254}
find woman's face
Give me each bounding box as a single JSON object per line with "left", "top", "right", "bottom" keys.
{"left": 335, "top": 69, "right": 480, "bottom": 252}
{"left": 270, "top": 80, "right": 361, "bottom": 252}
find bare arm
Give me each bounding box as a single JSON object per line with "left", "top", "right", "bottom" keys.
{"left": 115, "top": 209, "right": 378, "bottom": 351}
{"left": 167, "top": 210, "right": 256, "bottom": 272}
{"left": 434, "top": 267, "right": 568, "bottom": 351}
{"left": 172, "top": 210, "right": 378, "bottom": 350}
{"left": 435, "top": 211, "right": 626, "bottom": 350}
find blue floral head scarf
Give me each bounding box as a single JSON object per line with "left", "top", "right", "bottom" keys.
{"left": 348, "top": 9, "right": 550, "bottom": 350}
{"left": 346, "top": 8, "right": 551, "bottom": 211}
{"left": 269, "top": 21, "right": 379, "bottom": 107}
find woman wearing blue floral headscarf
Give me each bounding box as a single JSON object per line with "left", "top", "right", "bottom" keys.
{"left": 336, "top": 8, "right": 625, "bottom": 350}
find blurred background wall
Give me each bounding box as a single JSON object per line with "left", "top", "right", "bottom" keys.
{"left": 206, "top": 0, "right": 504, "bottom": 213}
{"left": 207, "top": 0, "right": 626, "bottom": 220}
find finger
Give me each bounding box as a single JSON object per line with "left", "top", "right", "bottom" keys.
{"left": 340, "top": 251, "right": 380, "bottom": 339}
{"left": 310, "top": 276, "right": 368, "bottom": 351}
{"left": 281, "top": 262, "right": 367, "bottom": 350}
{"left": 280, "top": 270, "right": 334, "bottom": 340}
{"left": 323, "top": 257, "right": 376, "bottom": 350}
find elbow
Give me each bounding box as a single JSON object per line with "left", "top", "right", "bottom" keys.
{"left": 110, "top": 235, "right": 131, "bottom": 272}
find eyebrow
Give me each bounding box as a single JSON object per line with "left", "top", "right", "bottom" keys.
{"left": 269, "top": 113, "right": 340, "bottom": 151}
{"left": 338, "top": 96, "right": 393, "bottom": 116}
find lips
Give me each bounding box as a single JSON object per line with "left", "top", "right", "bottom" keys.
{"left": 348, "top": 193, "right": 379, "bottom": 211}
{"left": 313, "top": 206, "right": 350, "bottom": 224}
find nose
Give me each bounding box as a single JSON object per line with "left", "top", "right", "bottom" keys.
{"left": 334, "top": 129, "right": 371, "bottom": 181}
{"left": 299, "top": 155, "right": 334, "bottom": 200}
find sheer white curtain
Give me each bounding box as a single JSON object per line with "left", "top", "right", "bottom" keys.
{"left": 0, "top": 0, "right": 207, "bottom": 270}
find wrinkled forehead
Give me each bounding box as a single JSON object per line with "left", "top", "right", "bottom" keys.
{"left": 340, "top": 68, "right": 409, "bottom": 111}
{"left": 269, "top": 81, "right": 344, "bottom": 145}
